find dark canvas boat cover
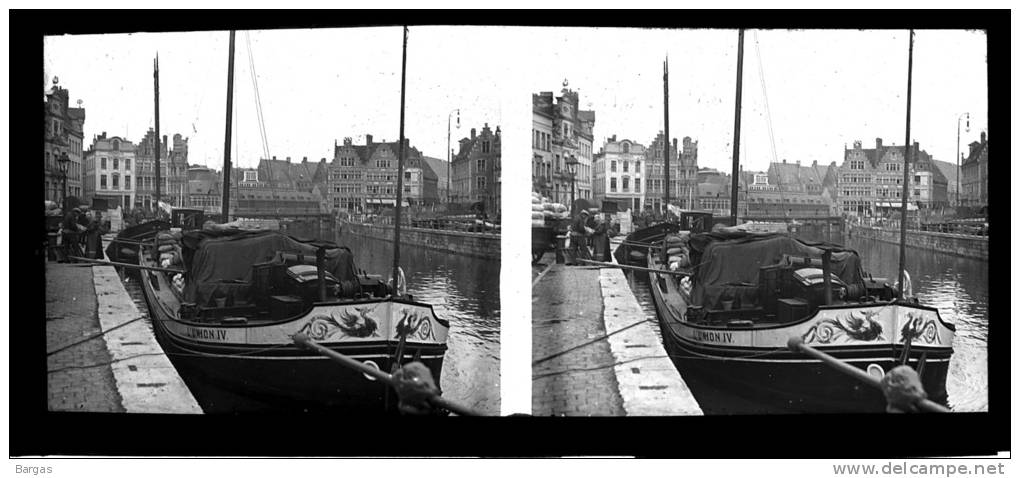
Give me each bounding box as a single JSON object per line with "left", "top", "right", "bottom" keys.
{"left": 687, "top": 231, "right": 864, "bottom": 308}
{"left": 180, "top": 230, "right": 360, "bottom": 306}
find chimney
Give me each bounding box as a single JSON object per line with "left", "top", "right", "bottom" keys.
{"left": 913, "top": 141, "right": 920, "bottom": 153}
{"left": 875, "top": 138, "right": 883, "bottom": 150}
{"left": 272, "top": 156, "right": 277, "bottom": 160}
{"left": 980, "top": 132, "right": 986, "bottom": 144}
{"left": 796, "top": 160, "right": 800, "bottom": 166}
{"left": 303, "top": 156, "right": 308, "bottom": 163}
{"left": 812, "top": 160, "right": 818, "bottom": 167}
{"left": 366, "top": 134, "right": 373, "bottom": 145}
{"left": 782, "top": 159, "right": 786, "bottom": 164}
{"left": 286, "top": 156, "right": 291, "bottom": 163}
{"left": 471, "top": 128, "right": 476, "bottom": 140}
{"left": 495, "top": 126, "right": 501, "bottom": 137}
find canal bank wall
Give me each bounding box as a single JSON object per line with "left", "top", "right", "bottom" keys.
{"left": 342, "top": 220, "right": 500, "bottom": 260}
{"left": 850, "top": 225, "right": 988, "bottom": 261}
{"left": 46, "top": 261, "right": 201, "bottom": 414}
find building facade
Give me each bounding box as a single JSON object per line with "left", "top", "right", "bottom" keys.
{"left": 452, "top": 123, "right": 501, "bottom": 215}
{"left": 644, "top": 133, "right": 699, "bottom": 212}
{"left": 960, "top": 132, "right": 988, "bottom": 209}
{"left": 84, "top": 133, "right": 136, "bottom": 209}
{"left": 533, "top": 82, "right": 596, "bottom": 205}
{"left": 133, "top": 129, "right": 190, "bottom": 210}
{"left": 593, "top": 136, "right": 646, "bottom": 212}
{"left": 532, "top": 96, "right": 555, "bottom": 200}
{"left": 328, "top": 135, "right": 437, "bottom": 214}
{"left": 187, "top": 165, "right": 222, "bottom": 213}
{"left": 838, "top": 138, "right": 948, "bottom": 217}
{"left": 44, "top": 81, "right": 86, "bottom": 205}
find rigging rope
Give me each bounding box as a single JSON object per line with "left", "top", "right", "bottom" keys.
{"left": 753, "top": 31, "right": 789, "bottom": 220}
{"left": 245, "top": 31, "right": 271, "bottom": 161}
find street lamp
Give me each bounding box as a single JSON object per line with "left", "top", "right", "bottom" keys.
{"left": 57, "top": 151, "right": 70, "bottom": 212}
{"left": 447, "top": 109, "right": 460, "bottom": 204}
{"left": 956, "top": 112, "right": 969, "bottom": 208}
{"left": 566, "top": 155, "right": 579, "bottom": 214}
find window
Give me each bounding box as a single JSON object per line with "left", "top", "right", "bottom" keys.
{"left": 622, "top": 143, "right": 630, "bottom": 153}
{"left": 482, "top": 141, "right": 491, "bottom": 154}
{"left": 244, "top": 170, "right": 259, "bottom": 182}
{"left": 405, "top": 186, "right": 411, "bottom": 193}
{"left": 623, "top": 161, "right": 629, "bottom": 173}
{"left": 635, "top": 160, "right": 641, "bottom": 172}
{"left": 635, "top": 178, "right": 641, "bottom": 193}
{"left": 622, "top": 177, "right": 630, "bottom": 191}
{"left": 610, "top": 177, "right": 617, "bottom": 192}
{"left": 476, "top": 177, "right": 486, "bottom": 190}
{"left": 125, "top": 159, "right": 131, "bottom": 170}
{"left": 476, "top": 158, "right": 486, "bottom": 170}
{"left": 405, "top": 172, "right": 412, "bottom": 180}
{"left": 101, "top": 157, "right": 107, "bottom": 170}
{"left": 914, "top": 175, "right": 921, "bottom": 184}
{"left": 611, "top": 161, "right": 617, "bottom": 173}
{"left": 125, "top": 175, "right": 131, "bottom": 190}
{"left": 100, "top": 175, "right": 107, "bottom": 189}
{"left": 113, "top": 157, "right": 119, "bottom": 170}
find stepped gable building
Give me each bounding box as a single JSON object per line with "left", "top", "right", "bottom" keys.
{"left": 44, "top": 80, "right": 86, "bottom": 205}
{"left": 134, "top": 129, "right": 189, "bottom": 210}
{"left": 452, "top": 123, "right": 501, "bottom": 215}
{"left": 644, "top": 132, "right": 699, "bottom": 211}
{"left": 84, "top": 133, "right": 136, "bottom": 209}
{"left": 532, "top": 81, "right": 595, "bottom": 205}
{"left": 838, "top": 138, "right": 948, "bottom": 217}
{"left": 328, "top": 135, "right": 438, "bottom": 214}
{"left": 593, "top": 135, "right": 646, "bottom": 212}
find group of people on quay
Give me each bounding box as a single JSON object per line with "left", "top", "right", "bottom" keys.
{"left": 46, "top": 201, "right": 166, "bottom": 263}
{"left": 566, "top": 208, "right": 614, "bottom": 265}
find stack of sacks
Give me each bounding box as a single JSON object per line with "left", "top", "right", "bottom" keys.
{"left": 155, "top": 231, "right": 184, "bottom": 269}
{"left": 665, "top": 232, "right": 691, "bottom": 271}
{"left": 531, "top": 193, "right": 545, "bottom": 226}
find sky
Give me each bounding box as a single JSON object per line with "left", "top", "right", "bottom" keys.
{"left": 44, "top": 27, "right": 986, "bottom": 174}
{"left": 521, "top": 28, "right": 988, "bottom": 173}
{"left": 43, "top": 26, "right": 509, "bottom": 169}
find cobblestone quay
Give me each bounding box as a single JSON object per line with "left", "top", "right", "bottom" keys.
{"left": 532, "top": 263, "right": 625, "bottom": 416}
{"left": 46, "top": 263, "right": 125, "bottom": 412}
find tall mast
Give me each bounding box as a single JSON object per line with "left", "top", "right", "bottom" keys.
{"left": 663, "top": 57, "right": 670, "bottom": 213}
{"left": 392, "top": 26, "right": 408, "bottom": 293}
{"left": 729, "top": 29, "right": 745, "bottom": 224}
{"left": 221, "top": 31, "right": 236, "bottom": 222}
{"left": 154, "top": 55, "right": 161, "bottom": 210}
{"left": 898, "top": 30, "right": 915, "bottom": 295}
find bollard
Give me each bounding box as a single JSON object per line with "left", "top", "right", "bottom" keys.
{"left": 555, "top": 235, "right": 567, "bottom": 264}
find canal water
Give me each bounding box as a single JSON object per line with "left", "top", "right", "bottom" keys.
{"left": 337, "top": 228, "right": 501, "bottom": 415}
{"left": 625, "top": 230, "right": 988, "bottom": 413}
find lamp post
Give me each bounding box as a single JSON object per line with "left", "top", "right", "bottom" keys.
{"left": 956, "top": 112, "right": 969, "bottom": 208}
{"left": 566, "top": 155, "right": 579, "bottom": 214}
{"left": 447, "top": 109, "right": 460, "bottom": 204}
{"left": 57, "top": 151, "right": 70, "bottom": 212}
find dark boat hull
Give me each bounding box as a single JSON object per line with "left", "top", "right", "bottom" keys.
{"left": 613, "top": 222, "right": 680, "bottom": 265}
{"left": 153, "top": 325, "right": 445, "bottom": 413}
{"left": 659, "top": 334, "right": 950, "bottom": 414}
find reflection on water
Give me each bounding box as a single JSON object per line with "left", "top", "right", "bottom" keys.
{"left": 338, "top": 229, "right": 500, "bottom": 415}
{"left": 625, "top": 229, "right": 988, "bottom": 413}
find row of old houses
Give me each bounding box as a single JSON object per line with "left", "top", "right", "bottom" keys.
{"left": 45, "top": 81, "right": 500, "bottom": 217}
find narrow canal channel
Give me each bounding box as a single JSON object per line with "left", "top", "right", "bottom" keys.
{"left": 625, "top": 231, "right": 988, "bottom": 413}
{"left": 337, "top": 228, "right": 501, "bottom": 415}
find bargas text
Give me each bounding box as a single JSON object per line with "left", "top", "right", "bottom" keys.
{"left": 15, "top": 465, "right": 53, "bottom": 475}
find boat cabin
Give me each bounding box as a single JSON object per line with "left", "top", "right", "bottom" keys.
{"left": 170, "top": 230, "right": 394, "bottom": 324}
{"left": 665, "top": 231, "right": 895, "bottom": 327}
